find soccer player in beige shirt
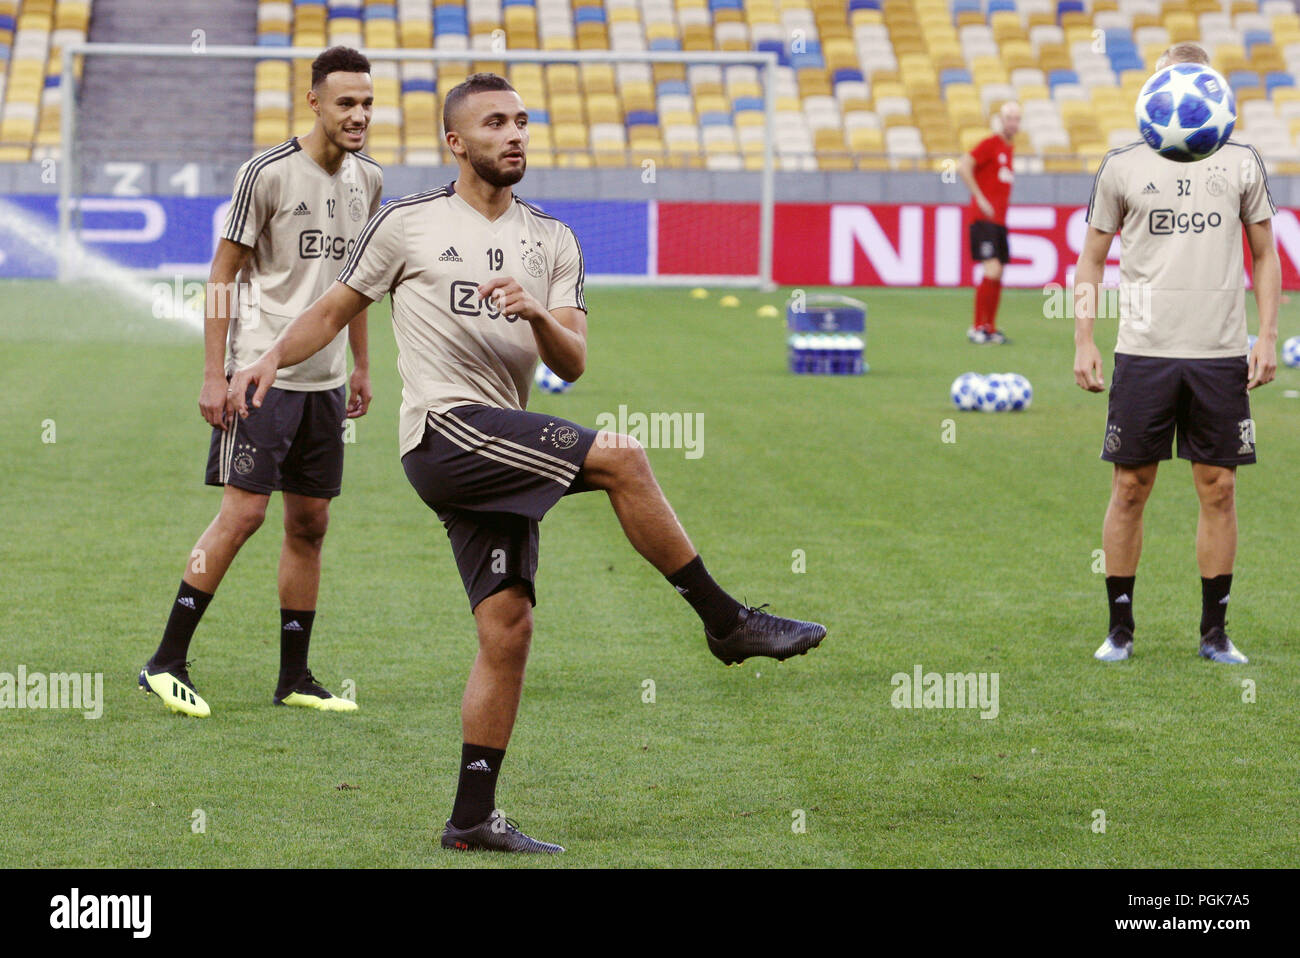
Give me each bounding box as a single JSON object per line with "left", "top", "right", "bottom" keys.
{"left": 1074, "top": 42, "right": 1278, "bottom": 665}
{"left": 227, "top": 74, "right": 826, "bottom": 853}
{"left": 139, "top": 47, "right": 382, "bottom": 717}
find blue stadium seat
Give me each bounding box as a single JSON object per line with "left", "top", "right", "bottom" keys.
{"left": 502, "top": 0, "right": 536, "bottom": 6}
{"left": 1056, "top": 0, "right": 1085, "bottom": 21}
{"left": 790, "top": 51, "right": 826, "bottom": 70}
{"left": 950, "top": 0, "right": 979, "bottom": 20}
{"left": 401, "top": 78, "right": 437, "bottom": 93}
{"left": 649, "top": 37, "right": 681, "bottom": 50}
{"left": 940, "top": 67, "right": 973, "bottom": 88}
{"left": 44, "top": 73, "right": 60, "bottom": 88}
{"left": 987, "top": 0, "right": 1017, "bottom": 17}
{"left": 833, "top": 68, "right": 865, "bottom": 84}
{"left": 1266, "top": 71, "right": 1295, "bottom": 93}
{"left": 574, "top": 7, "right": 606, "bottom": 23}
{"left": 0, "top": 14, "right": 15, "bottom": 31}
{"left": 258, "top": 33, "right": 291, "bottom": 46}
{"left": 1229, "top": 70, "right": 1261, "bottom": 87}
{"left": 1243, "top": 30, "right": 1272, "bottom": 54}
{"left": 1048, "top": 69, "right": 1079, "bottom": 91}
{"left": 529, "top": 109, "right": 550, "bottom": 124}
{"left": 330, "top": 4, "right": 363, "bottom": 18}
{"left": 365, "top": 4, "right": 396, "bottom": 19}
{"left": 732, "top": 96, "right": 764, "bottom": 112}
{"left": 848, "top": 0, "right": 881, "bottom": 10}
{"left": 709, "top": 0, "right": 744, "bottom": 10}
{"left": 756, "top": 39, "right": 790, "bottom": 67}
{"left": 657, "top": 79, "right": 690, "bottom": 97}
{"left": 625, "top": 110, "right": 659, "bottom": 127}
{"left": 294, "top": 0, "right": 327, "bottom": 6}
{"left": 0, "top": 44, "right": 10, "bottom": 63}
{"left": 700, "top": 112, "right": 732, "bottom": 126}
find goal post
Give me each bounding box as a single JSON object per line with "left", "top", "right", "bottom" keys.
{"left": 58, "top": 43, "right": 778, "bottom": 288}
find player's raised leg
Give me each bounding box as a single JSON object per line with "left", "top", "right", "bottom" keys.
{"left": 139, "top": 485, "right": 269, "bottom": 716}
{"left": 579, "top": 432, "right": 827, "bottom": 664}
{"left": 1095, "top": 462, "right": 1157, "bottom": 661}
{"left": 272, "top": 493, "right": 357, "bottom": 709}
{"left": 1191, "top": 462, "right": 1247, "bottom": 663}
{"left": 440, "top": 583, "right": 562, "bottom": 853}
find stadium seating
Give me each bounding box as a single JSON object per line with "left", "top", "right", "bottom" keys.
{"left": 241, "top": 0, "right": 1300, "bottom": 171}
{"left": 9, "top": 0, "right": 1300, "bottom": 172}
{"left": 0, "top": 0, "right": 93, "bottom": 161}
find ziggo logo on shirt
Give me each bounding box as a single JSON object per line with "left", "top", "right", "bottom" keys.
{"left": 1148, "top": 209, "right": 1224, "bottom": 234}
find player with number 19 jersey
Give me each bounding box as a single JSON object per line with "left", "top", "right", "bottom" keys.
{"left": 336, "top": 181, "right": 585, "bottom": 458}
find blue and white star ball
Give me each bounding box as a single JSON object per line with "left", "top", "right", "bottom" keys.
{"left": 1282, "top": 335, "right": 1300, "bottom": 369}
{"left": 533, "top": 362, "right": 573, "bottom": 394}
{"left": 950, "top": 372, "right": 985, "bottom": 411}
{"left": 977, "top": 373, "right": 1012, "bottom": 412}
{"left": 1003, "top": 373, "right": 1033, "bottom": 411}
{"left": 1136, "top": 63, "right": 1236, "bottom": 163}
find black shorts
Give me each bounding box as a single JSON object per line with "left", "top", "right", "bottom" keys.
{"left": 969, "top": 220, "right": 1010, "bottom": 264}
{"left": 401, "top": 404, "right": 599, "bottom": 611}
{"left": 205, "top": 383, "right": 347, "bottom": 498}
{"left": 1101, "top": 354, "right": 1256, "bottom": 467}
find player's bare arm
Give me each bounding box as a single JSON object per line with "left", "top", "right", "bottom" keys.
{"left": 1245, "top": 219, "right": 1280, "bottom": 390}
{"left": 201, "top": 238, "right": 253, "bottom": 429}
{"left": 478, "top": 275, "right": 587, "bottom": 381}
{"left": 958, "top": 154, "right": 993, "bottom": 219}
{"left": 1073, "top": 226, "right": 1114, "bottom": 392}
{"left": 346, "top": 308, "right": 372, "bottom": 417}
{"left": 227, "top": 280, "right": 375, "bottom": 418}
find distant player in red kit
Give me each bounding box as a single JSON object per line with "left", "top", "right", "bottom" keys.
{"left": 959, "top": 101, "right": 1021, "bottom": 345}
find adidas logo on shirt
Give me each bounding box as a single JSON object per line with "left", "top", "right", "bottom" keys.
{"left": 284, "top": 620, "right": 304, "bottom": 631}
{"left": 178, "top": 596, "right": 196, "bottom": 609}
{"left": 1141, "top": 182, "right": 1159, "bottom": 194}
{"left": 1115, "top": 594, "right": 1131, "bottom": 604}
{"left": 465, "top": 758, "right": 492, "bottom": 772}
{"left": 293, "top": 201, "right": 311, "bottom": 215}
{"left": 438, "top": 246, "right": 463, "bottom": 262}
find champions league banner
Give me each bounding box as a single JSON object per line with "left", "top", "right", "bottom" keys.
{"left": 5, "top": 194, "right": 1300, "bottom": 288}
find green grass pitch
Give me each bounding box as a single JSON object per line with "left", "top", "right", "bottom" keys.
{"left": 1, "top": 279, "right": 1297, "bottom": 868}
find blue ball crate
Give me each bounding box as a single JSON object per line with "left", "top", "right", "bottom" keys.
{"left": 786, "top": 294, "right": 867, "bottom": 375}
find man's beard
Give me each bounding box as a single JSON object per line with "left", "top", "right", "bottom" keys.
{"left": 470, "top": 148, "right": 525, "bottom": 187}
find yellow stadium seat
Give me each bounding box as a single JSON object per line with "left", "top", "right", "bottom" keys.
{"left": 554, "top": 123, "right": 588, "bottom": 149}
{"left": 549, "top": 93, "right": 584, "bottom": 123}
{"left": 401, "top": 22, "right": 433, "bottom": 46}
{"left": 587, "top": 94, "right": 622, "bottom": 123}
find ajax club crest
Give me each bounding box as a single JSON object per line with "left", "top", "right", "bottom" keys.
{"left": 520, "top": 238, "right": 545, "bottom": 278}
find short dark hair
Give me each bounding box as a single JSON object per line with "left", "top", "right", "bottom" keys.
{"left": 1156, "top": 41, "right": 1210, "bottom": 71}
{"left": 312, "top": 46, "right": 371, "bottom": 89}
{"left": 443, "top": 73, "right": 518, "bottom": 134}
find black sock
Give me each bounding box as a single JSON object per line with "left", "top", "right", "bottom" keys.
{"left": 278, "top": 609, "right": 316, "bottom": 689}
{"left": 1201, "top": 574, "right": 1232, "bottom": 635}
{"left": 1106, "top": 575, "right": 1135, "bottom": 634}
{"left": 666, "top": 555, "right": 743, "bottom": 636}
{"left": 450, "top": 743, "right": 506, "bottom": 829}
{"left": 151, "top": 581, "right": 214, "bottom": 669}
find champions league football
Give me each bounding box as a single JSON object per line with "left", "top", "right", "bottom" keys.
{"left": 950, "top": 372, "right": 1032, "bottom": 412}
{"left": 1135, "top": 63, "right": 1236, "bottom": 163}
{"left": 534, "top": 362, "right": 573, "bottom": 394}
